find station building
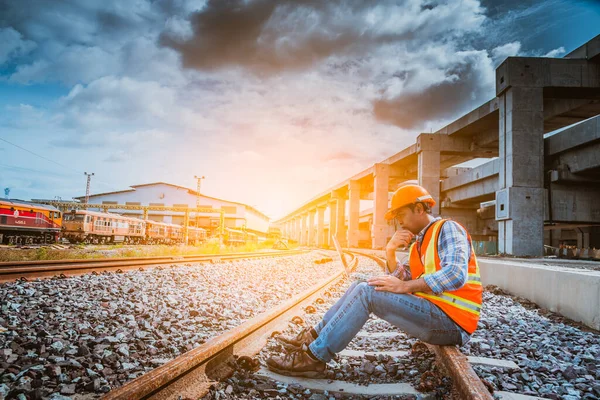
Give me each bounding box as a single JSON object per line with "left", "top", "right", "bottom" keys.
{"left": 74, "top": 182, "right": 270, "bottom": 237}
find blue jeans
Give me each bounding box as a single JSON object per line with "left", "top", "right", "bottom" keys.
{"left": 309, "top": 281, "right": 469, "bottom": 362}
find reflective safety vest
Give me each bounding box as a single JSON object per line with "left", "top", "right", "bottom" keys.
{"left": 409, "top": 219, "right": 482, "bottom": 334}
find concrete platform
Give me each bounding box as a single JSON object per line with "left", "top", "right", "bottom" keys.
{"left": 478, "top": 258, "right": 600, "bottom": 330}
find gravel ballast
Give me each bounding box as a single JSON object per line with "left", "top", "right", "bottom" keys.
{"left": 0, "top": 253, "right": 341, "bottom": 399}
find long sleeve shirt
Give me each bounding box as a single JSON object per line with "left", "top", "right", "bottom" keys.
{"left": 391, "top": 217, "right": 471, "bottom": 294}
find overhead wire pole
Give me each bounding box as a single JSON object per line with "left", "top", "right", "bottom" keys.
{"left": 191, "top": 175, "right": 205, "bottom": 246}
{"left": 193, "top": 175, "right": 205, "bottom": 228}
{"left": 84, "top": 172, "right": 94, "bottom": 204}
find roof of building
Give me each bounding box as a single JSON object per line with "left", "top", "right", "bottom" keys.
{"left": 74, "top": 182, "right": 270, "bottom": 221}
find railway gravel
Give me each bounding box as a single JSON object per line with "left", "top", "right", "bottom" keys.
{"left": 464, "top": 287, "right": 600, "bottom": 400}
{"left": 0, "top": 253, "right": 340, "bottom": 399}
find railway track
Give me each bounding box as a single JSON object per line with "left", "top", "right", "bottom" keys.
{"left": 100, "top": 251, "right": 498, "bottom": 400}
{"left": 0, "top": 250, "right": 305, "bottom": 283}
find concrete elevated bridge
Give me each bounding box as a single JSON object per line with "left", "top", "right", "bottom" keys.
{"left": 275, "top": 35, "right": 600, "bottom": 257}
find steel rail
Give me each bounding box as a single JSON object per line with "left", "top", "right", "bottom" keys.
{"left": 354, "top": 250, "right": 494, "bottom": 400}
{"left": 103, "top": 252, "right": 358, "bottom": 400}
{"left": 0, "top": 250, "right": 306, "bottom": 283}
{"left": 0, "top": 250, "right": 301, "bottom": 267}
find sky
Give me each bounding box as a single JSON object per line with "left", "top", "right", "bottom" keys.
{"left": 0, "top": 0, "right": 599, "bottom": 220}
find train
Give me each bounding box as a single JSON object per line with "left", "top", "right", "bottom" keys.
{"left": 224, "top": 227, "right": 258, "bottom": 246}
{"left": 0, "top": 201, "right": 207, "bottom": 245}
{"left": 62, "top": 210, "right": 207, "bottom": 245}
{"left": 0, "top": 199, "right": 62, "bottom": 245}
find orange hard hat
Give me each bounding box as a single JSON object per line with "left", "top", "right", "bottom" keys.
{"left": 384, "top": 184, "right": 436, "bottom": 220}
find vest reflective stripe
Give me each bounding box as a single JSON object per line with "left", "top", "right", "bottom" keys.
{"left": 416, "top": 292, "right": 481, "bottom": 314}
{"left": 467, "top": 274, "right": 481, "bottom": 286}
{"left": 423, "top": 222, "right": 439, "bottom": 274}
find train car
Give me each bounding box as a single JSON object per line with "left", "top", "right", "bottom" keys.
{"left": 62, "top": 210, "right": 146, "bottom": 244}
{"left": 126, "top": 217, "right": 146, "bottom": 243}
{"left": 0, "top": 199, "right": 62, "bottom": 245}
{"left": 145, "top": 220, "right": 172, "bottom": 244}
{"left": 224, "top": 228, "right": 245, "bottom": 245}
{"left": 166, "top": 223, "right": 184, "bottom": 244}
{"left": 188, "top": 226, "right": 207, "bottom": 245}
{"left": 224, "top": 227, "right": 257, "bottom": 246}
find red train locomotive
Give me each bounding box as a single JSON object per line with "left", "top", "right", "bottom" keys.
{"left": 0, "top": 199, "right": 62, "bottom": 245}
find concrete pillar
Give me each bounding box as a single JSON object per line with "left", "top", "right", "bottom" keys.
{"left": 347, "top": 180, "right": 361, "bottom": 248}
{"left": 317, "top": 206, "right": 326, "bottom": 247}
{"left": 418, "top": 150, "right": 441, "bottom": 216}
{"left": 496, "top": 81, "right": 545, "bottom": 256}
{"left": 328, "top": 200, "right": 337, "bottom": 247}
{"left": 335, "top": 195, "right": 347, "bottom": 247}
{"left": 300, "top": 213, "right": 307, "bottom": 245}
{"left": 372, "top": 163, "right": 390, "bottom": 249}
{"left": 307, "top": 209, "right": 316, "bottom": 246}
{"left": 577, "top": 228, "right": 590, "bottom": 249}
{"left": 295, "top": 216, "right": 301, "bottom": 243}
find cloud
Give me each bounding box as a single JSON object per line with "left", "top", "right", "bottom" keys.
{"left": 104, "top": 150, "right": 129, "bottom": 163}
{"left": 491, "top": 41, "right": 521, "bottom": 65}
{"left": 55, "top": 76, "right": 186, "bottom": 132}
{"left": 159, "top": 0, "right": 506, "bottom": 130}
{"left": 323, "top": 151, "right": 360, "bottom": 162}
{"left": 0, "top": 27, "right": 36, "bottom": 65}
{"left": 161, "top": 0, "right": 486, "bottom": 73}
{"left": 9, "top": 46, "right": 119, "bottom": 85}
{"left": 543, "top": 46, "right": 565, "bottom": 58}
{"left": 0, "top": 0, "right": 190, "bottom": 85}
{"left": 372, "top": 48, "right": 495, "bottom": 129}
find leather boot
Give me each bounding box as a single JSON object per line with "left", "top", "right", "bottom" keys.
{"left": 266, "top": 344, "right": 326, "bottom": 378}
{"left": 276, "top": 328, "right": 315, "bottom": 350}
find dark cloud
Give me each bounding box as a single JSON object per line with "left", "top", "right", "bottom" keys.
{"left": 373, "top": 52, "right": 494, "bottom": 129}
{"left": 161, "top": 0, "right": 485, "bottom": 73}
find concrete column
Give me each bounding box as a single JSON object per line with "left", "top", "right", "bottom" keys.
{"left": 418, "top": 150, "right": 441, "bottom": 216}
{"left": 328, "top": 200, "right": 337, "bottom": 247}
{"left": 496, "top": 83, "right": 545, "bottom": 256}
{"left": 294, "top": 216, "right": 301, "bottom": 243}
{"left": 577, "top": 228, "right": 590, "bottom": 249}
{"left": 300, "top": 213, "right": 307, "bottom": 245}
{"left": 316, "top": 206, "right": 326, "bottom": 247}
{"left": 307, "top": 209, "right": 316, "bottom": 246}
{"left": 335, "top": 196, "right": 347, "bottom": 247}
{"left": 347, "top": 180, "right": 361, "bottom": 248}
{"left": 372, "top": 163, "right": 390, "bottom": 249}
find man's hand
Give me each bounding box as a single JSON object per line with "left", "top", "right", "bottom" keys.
{"left": 385, "top": 229, "right": 414, "bottom": 273}
{"left": 368, "top": 276, "right": 432, "bottom": 294}
{"left": 386, "top": 229, "right": 414, "bottom": 252}
{"left": 367, "top": 275, "right": 408, "bottom": 294}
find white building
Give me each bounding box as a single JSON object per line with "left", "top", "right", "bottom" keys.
{"left": 74, "top": 182, "right": 270, "bottom": 236}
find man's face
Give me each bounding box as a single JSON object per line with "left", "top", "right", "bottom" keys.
{"left": 393, "top": 206, "right": 419, "bottom": 234}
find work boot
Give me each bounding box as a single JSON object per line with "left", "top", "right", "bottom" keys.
{"left": 266, "top": 344, "right": 326, "bottom": 378}
{"left": 276, "top": 328, "right": 316, "bottom": 350}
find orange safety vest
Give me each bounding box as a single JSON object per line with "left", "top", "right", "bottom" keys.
{"left": 409, "top": 219, "right": 482, "bottom": 334}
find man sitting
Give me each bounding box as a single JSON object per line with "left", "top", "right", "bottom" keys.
{"left": 267, "top": 184, "right": 483, "bottom": 377}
